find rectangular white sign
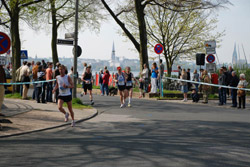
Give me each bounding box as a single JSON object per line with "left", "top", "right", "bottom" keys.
{"left": 205, "top": 40, "right": 216, "bottom": 48}
{"left": 0, "top": 56, "right": 6, "bottom": 65}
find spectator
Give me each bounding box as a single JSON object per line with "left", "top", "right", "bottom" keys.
{"left": 139, "top": 63, "right": 149, "bottom": 98}
{"left": 192, "top": 69, "right": 200, "bottom": 92}
{"left": 150, "top": 62, "right": 158, "bottom": 93}
{"left": 237, "top": 74, "right": 248, "bottom": 109}
{"left": 191, "top": 88, "right": 199, "bottom": 103}
{"left": 46, "top": 62, "right": 53, "bottom": 102}
{"left": 0, "top": 65, "right": 6, "bottom": 117}
{"left": 230, "top": 71, "right": 239, "bottom": 108}
{"left": 99, "top": 69, "right": 104, "bottom": 95}
{"left": 20, "top": 62, "right": 31, "bottom": 100}
{"left": 202, "top": 70, "right": 211, "bottom": 104}
{"left": 53, "top": 62, "right": 61, "bottom": 103}
{"left": 223, "top": 66, "right": 231, "bottom": 98}
{"left": 187, "top": 68, "right": 191, "bottom": 90}
{"left": 36, "top": 65, "right": 46, "bottom": 103}
{"left": 180, "top": 69, "right": 188, "bottom": 102}
{"left": 102, "top": 69, "right": 110, "bottom": 96}
{"left": 218, "top": 68, "right": 227, "bottom": 105}
{"left": 16, "top": 61, "right": 27, "bottom": 96}
{"left": 199, "top": 69, "right": 204, "bottom": 93}
{"left": 42, "top": 59, "right": 47, "bottom": 69}
{"left": 32, "top": 61, "right": 41, "bottom": 100}
{"left": 177, "top": 65, "right": 182, "bottom": 79}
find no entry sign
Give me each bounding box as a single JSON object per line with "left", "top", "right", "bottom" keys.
{"left": 154, "top": 44, "right": 164, "bottom": 54}
{"left": 0, "top": 32, "right": 11, "bottom": 54}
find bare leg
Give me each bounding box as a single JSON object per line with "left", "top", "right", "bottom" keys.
{"left": 119, "top": 90, "right": 124, "bottom": 105}
{"left": 58, "top": 99, "right": 66, "bottom": 114}
{"left": 67, "top": 101, "right": 74, "bottom": 120}
{"left": 89, "top": 90, "right": 93, "bottom": 101}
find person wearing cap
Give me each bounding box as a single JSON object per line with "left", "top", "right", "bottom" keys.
{"left": 115, "top": 66, "right": 126, "bottom": 108}
{"left": 82, "top": 65, "right": 94, "bottom": 105}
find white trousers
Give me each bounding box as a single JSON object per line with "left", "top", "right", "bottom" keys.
{"left": 151, "top": 78, "right": 157, "bottom": 93}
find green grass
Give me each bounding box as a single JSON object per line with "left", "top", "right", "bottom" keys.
{"left": 63, "top": 98, "right": 92, "bottom": 109}
{"left": 5, "top": 93, "right": 23, "bottom": 99}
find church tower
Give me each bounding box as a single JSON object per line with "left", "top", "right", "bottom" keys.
{"left": 232, "top": 43, "right": 237, "bottom": 65}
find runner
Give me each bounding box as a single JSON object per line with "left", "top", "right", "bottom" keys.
{"left": 124, "top": 66, "right": 136, "bottom": 107}
{"left": 81, "top": 65, "right": 94, "bottom": 105}
{"left": 52, "top": 65, "right": 75, "bottom": 127}
{"left": 115, "top": 66, "right": 126, "bottom": 108}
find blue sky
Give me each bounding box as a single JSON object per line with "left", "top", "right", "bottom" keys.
{"left": 20, "top": 0, "right": 250, "bottom": 64}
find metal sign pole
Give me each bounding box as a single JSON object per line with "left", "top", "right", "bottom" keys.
{"left": 73, "top": 0, "right": 79, "bottom": 98}
{"left": 159, "top": 54, "right": 162, "bottom": 97}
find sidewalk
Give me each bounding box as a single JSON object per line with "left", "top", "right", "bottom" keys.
{"left": 0, "top": 98, "right": 98, "bottom": 138}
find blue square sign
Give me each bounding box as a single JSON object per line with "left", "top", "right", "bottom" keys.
{"left": 20, "top": 50, "right": 28, "bottom": 59}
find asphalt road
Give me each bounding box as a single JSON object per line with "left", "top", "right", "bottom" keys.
{"left": 0, "top": 94, "right": 250, "bottom": 167}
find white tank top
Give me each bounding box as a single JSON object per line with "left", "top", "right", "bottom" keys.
{"left": 56, "top": 75, "right": 71, "bottom": 96}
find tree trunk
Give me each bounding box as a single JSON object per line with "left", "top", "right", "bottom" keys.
{"left": 134, "top": 0, "right": 149, "bottom": 71}
{"left": 51, "top": 0, "right": 59, "bottom": 67}
{"left": 10, "top": 6, "right": 21, "bottom": 93}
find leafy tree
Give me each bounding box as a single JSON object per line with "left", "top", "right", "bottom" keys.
{"left": 1, "top": 0, "right": 44, "bottom": 92}
{"left": 101, "top": 0, "right": 230, "bottom": 71}
{"left": 25, "top": 0, "right": 104, "bottom": 66}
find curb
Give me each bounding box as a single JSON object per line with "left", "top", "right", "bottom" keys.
{"left": 0, "top": 108, "right": 98, "bottom": 139}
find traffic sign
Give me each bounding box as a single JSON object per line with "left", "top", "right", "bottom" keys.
{"left": 206, "top": 63, "right": 216, "bottom": 73}
{"left": 0, "top": 32, "right": 11, "bottom": 54}
{"left": 72, "top": 45, "right": 82, "bottom": 57}
{"left": 154, "top": 44, "right": 164, "bottom": 54}
{"left": 57, "top": 39, "right": 74, "bottom": 46}
{"left": 206, "top": 54, "right": 215, "bottom": 63}
{"left": 205, "top": 40, "right": 216, "bottom": 54}
{"left": 20, "top": 50, "right": 28, "bottom": 59}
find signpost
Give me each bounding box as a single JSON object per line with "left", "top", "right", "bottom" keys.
{"left": 154, "top": 44, "right": 164, "bottom": 97}
{"left": 0, "top": 32, "right": 11, "bottom": 55}
{"left": 206, "top": 63, "right": 216, "bottom": 73}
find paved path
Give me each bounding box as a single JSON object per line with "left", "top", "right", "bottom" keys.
{"left": 0, "top": 98, "right": 97, "bottom": 137}
{"left": 0, "top": 94, "right": 250, "bottom": 167}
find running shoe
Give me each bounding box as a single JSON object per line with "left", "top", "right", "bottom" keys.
{"left": 65, "top": 112, "right": 69, "bottom": 122}
{"left": 91, "top": 100, "right": 94, "bottom": 105}
{"left": 128, "top": 103, "right": 131, "bottom": 107}
{"left": 71, "top": 121, "right": 75, "bottom": 127}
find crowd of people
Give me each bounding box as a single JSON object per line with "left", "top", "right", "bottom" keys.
{"left": 177, "top": 65, "right": 248, "bottom": 109}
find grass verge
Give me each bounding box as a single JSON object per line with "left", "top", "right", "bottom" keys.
{"left": 63, "top": 98, "right": 92, "bottom": 109}
{"left": 5, "top": 93, "right": 23, "bottom": 99}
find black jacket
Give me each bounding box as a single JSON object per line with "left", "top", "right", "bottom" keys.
{"left": 230, "top": 75, "right": 239, "bottom": 87}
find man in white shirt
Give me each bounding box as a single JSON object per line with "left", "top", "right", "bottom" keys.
{"left": 20, "top": 62, "right": 31, "bottom": 99}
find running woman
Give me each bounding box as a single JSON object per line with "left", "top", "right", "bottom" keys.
{"left": 115, "top": 66, "right": 126, "bottom": 108}
{"left": 52, "top": 65, "right": 75, "bottom": 127}
{"left": 82, "top": 65, "right": 94, "bottom": 105}
{"left": 124, "top": 66, "right": 136, "bottom": 107}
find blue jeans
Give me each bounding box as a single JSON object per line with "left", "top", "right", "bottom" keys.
{"left": 100, "top": 83, "right": 103, "bottom": 95}
{"left": 219, "top": 88, "right": 227, "bottom": 104}
{"left": 46, "top": 82, "right": 53, "bottom": 102}
{"left": 32, "top": 82, "right": 37, "bottom": 100}
{"left": 231, "top": 89, "right": 237, "bottom": 107}
{"left": 102, "top": 84, "right": 109, "bottom": 95}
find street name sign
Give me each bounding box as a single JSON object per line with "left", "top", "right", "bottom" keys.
{"left": 57, "top": 39, "right": 74, "bottom": 46}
